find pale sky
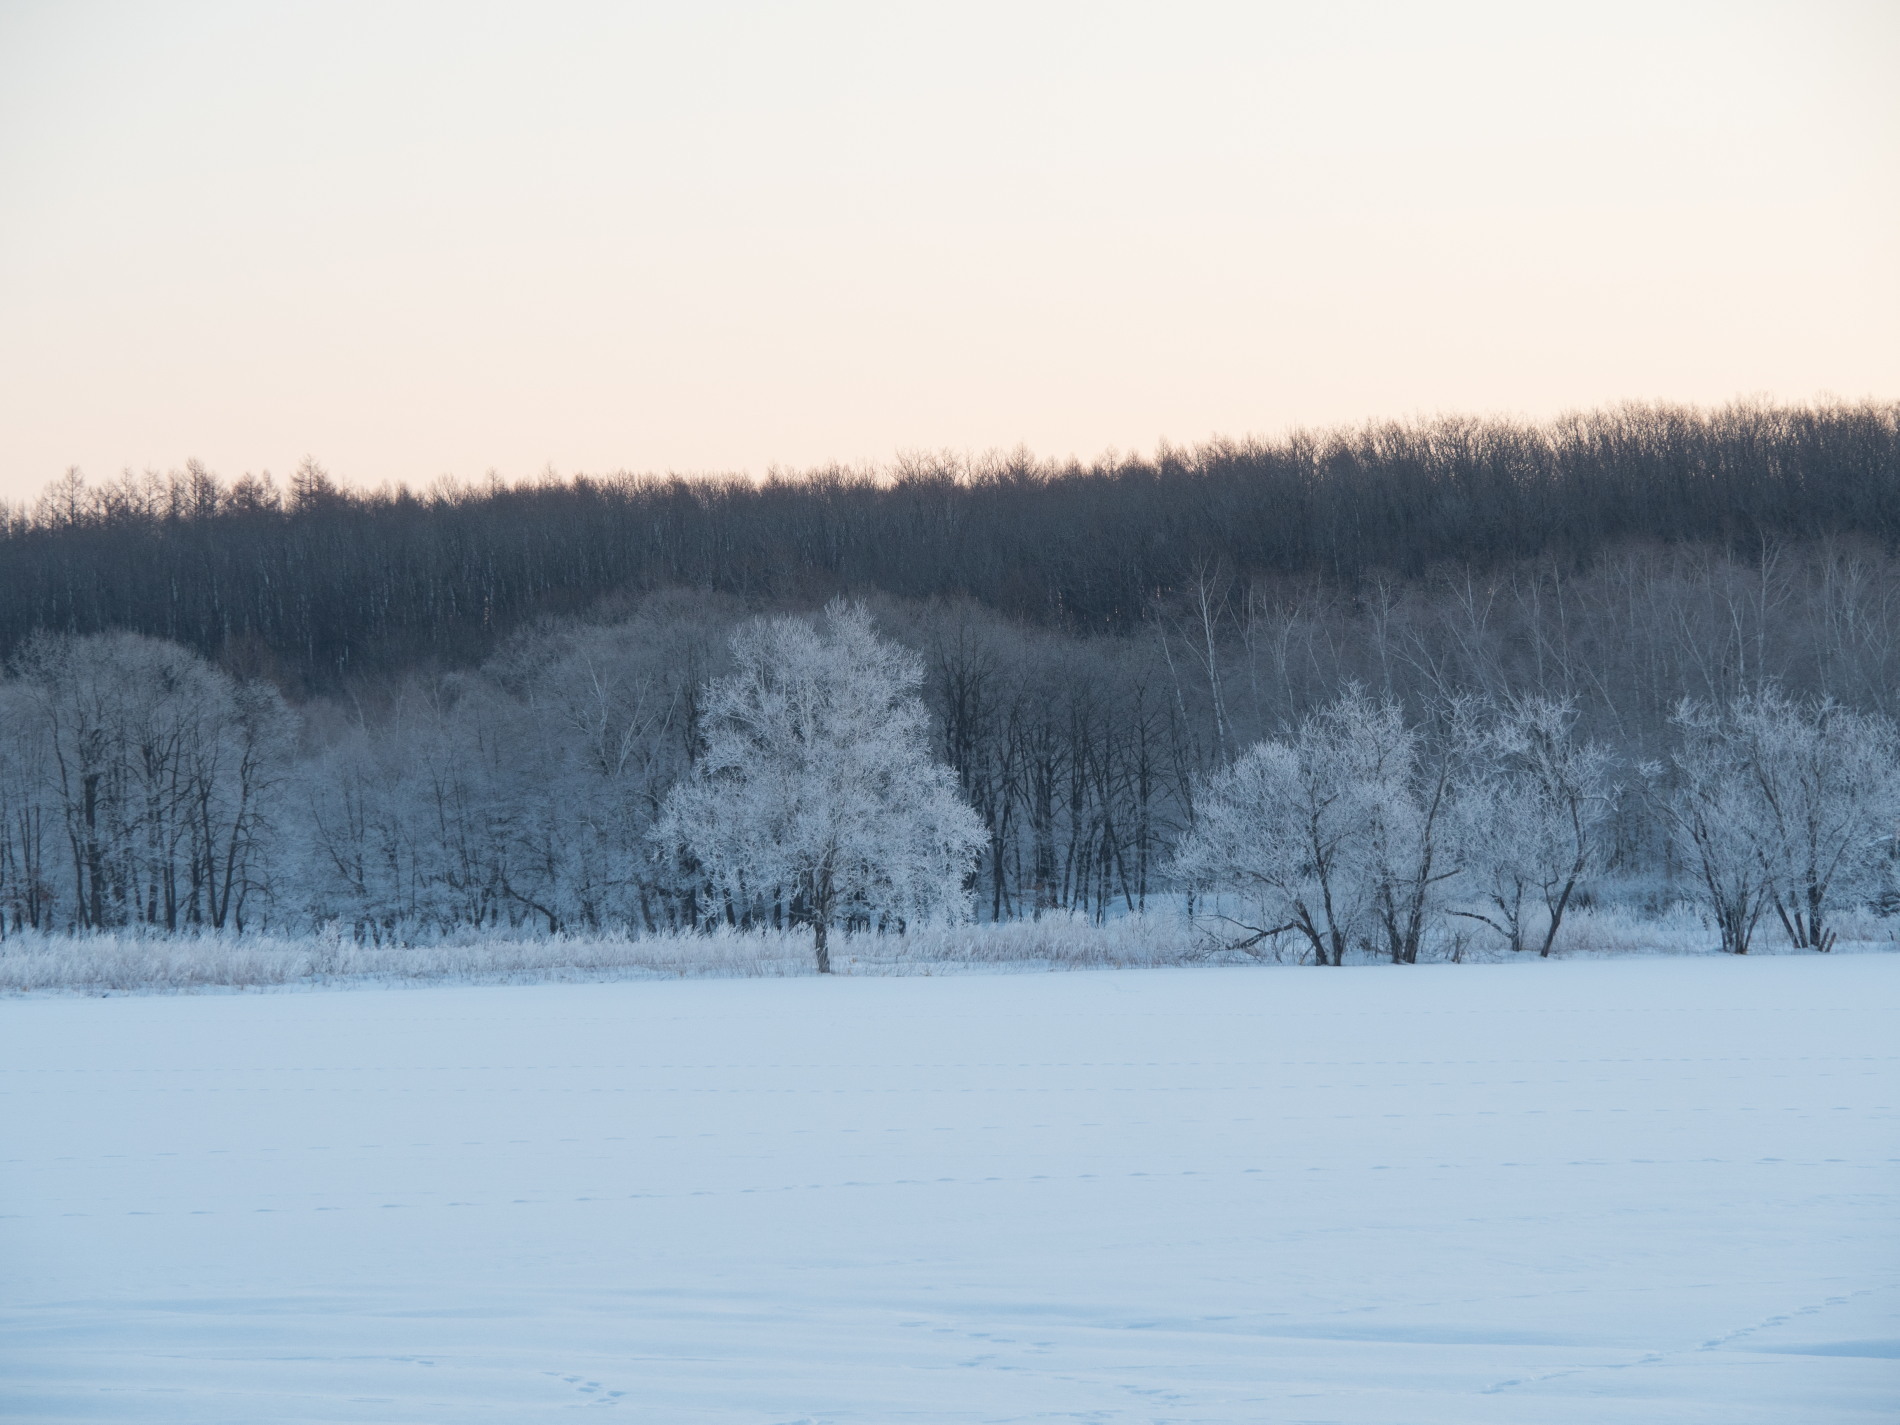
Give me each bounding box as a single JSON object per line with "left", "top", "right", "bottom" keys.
{"left": 0, "top": 0, "right": 1895, "bottom": 500}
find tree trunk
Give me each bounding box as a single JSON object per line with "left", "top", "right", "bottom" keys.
{"left": 813, "top": 917, "right": 831, "bottom": 975}
{"left": 1537, "top": 876, "right": 1578, "bottom": 958}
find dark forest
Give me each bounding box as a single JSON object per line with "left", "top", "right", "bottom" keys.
{"left": 4, "top": 399, "right": 1894, "bottom": 694}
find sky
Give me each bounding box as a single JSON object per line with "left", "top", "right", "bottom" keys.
{"left": 0, "top": 0, "right": 1895, "bottom": 501}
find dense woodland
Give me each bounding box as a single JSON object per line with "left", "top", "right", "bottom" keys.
{"left": 1, "top": 398, "right": 1897, "bottom": 948}
{"left": 2, "top": 399, "right": 1896, "bottom": 692}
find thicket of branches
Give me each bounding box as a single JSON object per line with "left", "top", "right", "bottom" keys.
{"left": 1, "top": 399, "right": 1894, "bottom": 694}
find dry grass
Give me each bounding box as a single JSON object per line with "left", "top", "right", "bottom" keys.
{"left": 3, "top": 905, "right": 1891, "bottom": 995}
{"left": 0, "top": 914, "right": 1214, "bottom": 995}
{"left": 1514, "top": 902, "right": 1900, "bottom": 958}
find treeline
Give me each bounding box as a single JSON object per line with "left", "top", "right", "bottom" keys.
{"left": 3, "top": 534, "right": 1900, "bottom": 941}
{"left": 1, "top": 399, "right": 1895, "bottom": 693}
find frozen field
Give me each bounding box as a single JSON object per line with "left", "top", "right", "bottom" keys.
{"left": 2, "top": 957, "right": 1896, "bottom": 1423}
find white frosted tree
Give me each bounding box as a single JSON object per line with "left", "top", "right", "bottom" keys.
{"left": 1175, "top": 689, "right": 1452, "bottom": 965}
{"left": 1647, "top": 699, "right": 1775, "bottom": 955}
{"left": 1731, "top": 689, "right": 1900, "bottom": 952}
{"left": 1173, "top": 734, "right": 1363, "bottom": 965}
{"left": 1653, "top": 689, "right": 1900, "bottom": 954}
{"left": 653, "top": 602, "right": 985, "bottom": 972}
{"left": 1450, "top": 697, "right": 1616, "bottom": 957}
{"left": 8, "top": 632, "right": 294, "bottom": 932}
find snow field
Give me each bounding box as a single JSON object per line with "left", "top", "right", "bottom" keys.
{"left": 2, "top": 955, "right": 1896, "bottom": 1422}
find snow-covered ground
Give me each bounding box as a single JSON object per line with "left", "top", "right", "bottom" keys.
{"left": 3, "top": 957, "right": 1895, "bottom": 1423}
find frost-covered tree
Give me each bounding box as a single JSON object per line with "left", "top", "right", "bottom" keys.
{"left": 1176, "top": 690, "right": 1455, "bottom": 965}
{"left": 0, "top": 679, "right": 60, "bottom": 935}
{"left": 297, "top": 595, "right": 735, "bottom": 941}
{"left": 1355, "top": 697, "right": 1464, "bottom": 965}
{"left": 653, "top": 602, "right": 985, "bottom": 972}
{"left": 483, "top": 597, "right": 727, "bottom": 933}
{"left": 1450, "top": 697, "right": 1616, "bottom": 956}
{"left": 301, "top": 688, "right": 493, "bottom": 937}
{"left": 1653, "top": 689, "right": 1900, "bottom": 954}
{"left": 1730, "top": 690, "right": 1900, "bottom": 952}
{"left": 4, "top": 632, "right": 294, "bottom": 931}
{"left": 1645, "top": 701, "right": 1773, "bottom": 956}
{"left": 1174, "top": 734, "right": 1361, "bottom": 964}
{"left": 1645, "top": 689, "right": 1900, "bottom": 954}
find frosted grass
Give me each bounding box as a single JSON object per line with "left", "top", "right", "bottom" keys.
{"left": 2, "top": 905, "right": 1894, "bottom": 994}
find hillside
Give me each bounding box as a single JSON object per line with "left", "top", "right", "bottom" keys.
{"left": 3, "top": 399, "right": 1894, "bottom": 694}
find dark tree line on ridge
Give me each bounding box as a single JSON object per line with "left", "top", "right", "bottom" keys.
{"left": 0, "top": 398, "right": 1894, "bottom": 695}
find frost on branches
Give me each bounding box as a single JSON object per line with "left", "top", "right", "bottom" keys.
{"left": 1176, "top": 692, "right": 1616, "bottom": 964}
{"left": 653, "top": 602, "right": 986, "bottom": 972}
{"left": 1172, "top": 689, "right": 1456, "bottom": 966}
{"left": 1648, "top": 688, "right": 1900, "bottom": 955}
{"left": 1448, "top": 696, "right": 1616, "bottom": 958}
